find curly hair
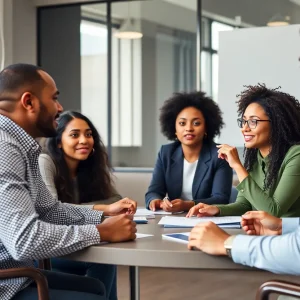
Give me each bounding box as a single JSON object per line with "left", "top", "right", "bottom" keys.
{"left": 159, "top": 91, "right": 224, "bottom": 142}
{"left": 237, "top": 83, "right": 300, "bottom": 190}
{"left": 46, "top": 111, "right": 114, "bottom": 204}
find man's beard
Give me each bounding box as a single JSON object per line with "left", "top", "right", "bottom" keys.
{"left": 36, "top": 103, "right": 57, "bottom": 138}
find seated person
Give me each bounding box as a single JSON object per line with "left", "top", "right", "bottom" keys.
{"left": 187, "top": 84, "right": 300, "bottom": 218}
{"left": 145, "top": 91, "right": 232, "bottom": 213}
{"left": 188, "top": 210, "right": 300, "bottom": 275}
{"left": 0, "top": 63, "right": 136, "bottom": 300}
{"left": 39, "top": 111, "right": 136, "bottom": 300}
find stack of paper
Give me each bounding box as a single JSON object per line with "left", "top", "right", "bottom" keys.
{"left": 135, "top": 208, "right": 184, "bottom": 219}
{"left": 135, "top": 208, "right": 156, "bottom": 219}
{"left": 158, "top": 216, "right": 241, "bottom": 228}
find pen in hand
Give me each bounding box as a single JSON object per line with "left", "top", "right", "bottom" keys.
{"left": 163, "top": 196, "right": 173, "bottom": 207}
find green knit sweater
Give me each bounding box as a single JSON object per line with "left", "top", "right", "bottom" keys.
{"left": 217, "top": 145, "right": 300, "bottom": 217}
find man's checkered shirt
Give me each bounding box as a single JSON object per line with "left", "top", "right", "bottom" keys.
{"left": 0, "top": 115, "right": 103, "bottom": 300}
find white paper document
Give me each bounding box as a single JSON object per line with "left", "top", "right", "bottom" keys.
{"left": 162, "top": 232, "right": 190, "bottom": 244}
{"left": 135, "top": 208, "right": 183, "bottom": 218}
{"left": 135, "top": 208, "right": 156, "bottom": 218}
{"left": 136, "top": 233, "right": 154, "bottom": 239}
{"left": 158, "top": 216, "right": 241, "bottom": 228}
{"left": 150, "top": 209, "right": 184, "bottom": 215}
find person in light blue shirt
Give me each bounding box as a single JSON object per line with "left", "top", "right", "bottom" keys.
{"left": 188, "top": 210, "right": 300, "bottom": 275}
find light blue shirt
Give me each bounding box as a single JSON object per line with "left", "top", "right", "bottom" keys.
{"left": 232, "top": 218, "right": 300, "bottom": 274}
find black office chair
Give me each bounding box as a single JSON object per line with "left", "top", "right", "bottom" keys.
{"left": 256, "top": 280, "right": 300, "bottom": 299}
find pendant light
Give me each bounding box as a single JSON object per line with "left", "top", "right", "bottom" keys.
{"left": 114, "top": 1, "right": 143, "bottom": 39}
{"left": 267, "top": 14, "right": 290, "bottom": 27}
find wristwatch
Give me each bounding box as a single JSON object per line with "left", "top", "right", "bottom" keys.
{"left": 100, "top": 213, "right": 105, "bottom": 223}
{"left": 224, "top": 235, "right": 236, "bottom": 258}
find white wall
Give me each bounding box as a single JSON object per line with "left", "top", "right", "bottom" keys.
{"left": 13, "top": 0, "right": 37, "bottom": 64}
{"left": 218, "top": 24, "right": 300, "bottom": 147}
{"left": 1, "top": 0, "right": 36, "bottom": 66}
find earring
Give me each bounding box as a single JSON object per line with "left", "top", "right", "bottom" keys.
{"left": 89, "top": 148, "right": 95, "bottom": 156}
{"left": 204, "top": 133, "right": 207, "bottom": 138}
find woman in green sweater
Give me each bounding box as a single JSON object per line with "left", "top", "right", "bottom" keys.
{"left": 187, "top": 84, "right": 300, "bottom": 218}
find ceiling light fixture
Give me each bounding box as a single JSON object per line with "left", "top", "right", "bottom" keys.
{"left": 267, "top": 14, "right": 290, "bottom": 27}
{"left": 114, "top": 2, "right": 143, "bottom": 39}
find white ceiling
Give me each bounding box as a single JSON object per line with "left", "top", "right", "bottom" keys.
{"left": 162, "top": 0, "right": 196, "bottom": 11}
{"left": 290, "top": 0, "right": 300, "bottom": 5}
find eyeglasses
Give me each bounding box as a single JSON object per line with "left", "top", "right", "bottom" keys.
{"left": 237, "top": 118, "right": 270, "bottom": 129}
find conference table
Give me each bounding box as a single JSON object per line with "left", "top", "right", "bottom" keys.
{"left": 62, "top": 214, "right": 252, "bottom": 300}
{"left": 64, "top": 214, "right": 252, "bottom": 300}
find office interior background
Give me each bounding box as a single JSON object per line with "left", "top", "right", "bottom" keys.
{"left": 2, "top": 0, "right": 300, "bottom": 170}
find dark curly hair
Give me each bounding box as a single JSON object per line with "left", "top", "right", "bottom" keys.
{"left": 237, "top": 84, "right": 300, "bottom": 190}
{"left": 159, "top": 91, "right": 224, "bottom": 142}
{"left": 46, "top": 111, "right": 114, "bottom": 204}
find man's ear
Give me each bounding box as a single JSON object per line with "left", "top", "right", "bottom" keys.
{"left": 20, "top": 92, "right": 36, "bottom": 112}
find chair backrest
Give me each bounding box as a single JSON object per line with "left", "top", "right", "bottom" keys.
{"left": 113, "top": 172, "right": 152, "bottom": 206}
{"left": 0, "top": 267, "right": 49, "bottom": 300}
{"left": 113, "top": 171, "right": 238, "bottom": 206}
{"left": 256, "top": 280, "right": 300, "bottom": 300}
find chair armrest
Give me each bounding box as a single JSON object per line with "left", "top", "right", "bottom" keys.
{"left": 0, "top": 267, "right": 49, "bottom": 300}
{"left": 256, "top": 280, "right": 300, "bottom": 300}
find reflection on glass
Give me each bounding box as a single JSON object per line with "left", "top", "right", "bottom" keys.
{"left": 111, "top": 0, "right": 197, "bottom": 168}
{"left": 201, "top": 51, "right": 211, "bottom": 96}
{"left": 80, "top": 20, "right": 108, "bottom": 144}
{"left": 212, "top": 53, "right": 219, "bottom": 101}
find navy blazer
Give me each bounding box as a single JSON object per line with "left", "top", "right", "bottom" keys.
{"left": 145, "top": 141, "right": 233, "bottom": 208}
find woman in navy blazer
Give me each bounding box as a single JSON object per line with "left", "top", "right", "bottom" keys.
{"left": 145, "top": 91, "right": 233, "bottom": 212}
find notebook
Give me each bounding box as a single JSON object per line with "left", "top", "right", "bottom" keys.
{"left": 158, "top": 216, "right": 241, "bottom": 228}
{"left": 133, "top": 216, "right": 148, "bottom": 224}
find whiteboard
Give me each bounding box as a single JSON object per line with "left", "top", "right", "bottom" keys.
{"left": 218, "top": 25, "right": 300, "bottom": 147}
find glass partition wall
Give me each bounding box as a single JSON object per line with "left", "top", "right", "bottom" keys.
{"left": 38, "top": 0, "right": 202, "bottom": 168}
{"left": 38, "top": 0, "right": 297, "bottom": 168}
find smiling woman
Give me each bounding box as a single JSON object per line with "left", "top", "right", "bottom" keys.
{"left": 40, "top": 111, "right": 122, "bottom": 205}
{"left": 187, "top": 84, "right": 300, "bottom": 218}
{"left": 38, "top": 111, "right": 137, "bottom": 300}
{"left": 145, "top": 91, "right": 233, "bottom": 212}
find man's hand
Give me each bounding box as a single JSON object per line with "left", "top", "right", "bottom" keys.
{"left": 188, "top": 222, "right": 229, "bottom": 255}
{"left": 241, "top": 211, "right": 282, "bottom": 236}
{"left": 186, "top": 203, "right": 220, "bottom": 218}
{"left": 96, "top": 214, "right": 137, "bottom": 242}
{"left": 149, "top": 199, "right": 163, "bottom": 211}
{"left": 102, "top": 198, "right": 137, "bottom": 216}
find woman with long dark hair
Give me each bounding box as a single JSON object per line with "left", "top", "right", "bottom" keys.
{"left": 187, "top": 84, "right": 300, "bottom": 218}
{"left": 39, "top": 111, "right": 137, "bottom": 300}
